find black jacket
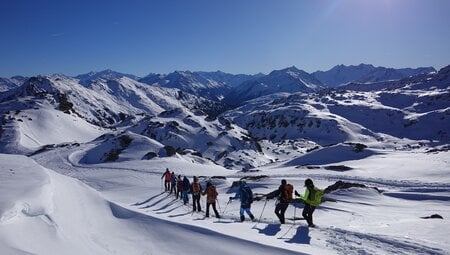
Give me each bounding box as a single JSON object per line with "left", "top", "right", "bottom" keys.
{"left": 266, "top": 184, "right": 289, "bottom": 203}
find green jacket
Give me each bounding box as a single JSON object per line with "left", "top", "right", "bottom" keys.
{"left": 300, "top": 187, "right": 323, "bottom": 206}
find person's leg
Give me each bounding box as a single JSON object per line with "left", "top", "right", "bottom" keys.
{"left": 206, "top": 202, "right": 210, "bottom": 217}
{"left": 308, "top": 205, "right": 316, "bottom": 226}
{"left": 274, "top": 203, "right": 282, "bottom": 223}
{"left": 240, "top": 207, "right": 245, "bottom": 221}
{"left": 245, "top": 207, "right": 255, "bottom": 220}
{"left": 212, "top": 202, "right": 220, "bottom": 218}
{"left": 192, "top": 195, "right": 196, "bottom": 211}
{"left": 279, "top": 203, "right": 288, "bottom": 224}
{"left": 196, "top": 195, "right": 201, "bottom": 211}
{"left": 303, "top": 204, "right": 314, "bottom": 226}
{"left": 183, "top": 191, "right": 189, "bottom": 205}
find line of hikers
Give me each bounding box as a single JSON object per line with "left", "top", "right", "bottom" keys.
{"left": 161, "top": 168, "right": 323, "bottom": 227}
{"left": 161, "top": 168, "right": 220, "bottom": 218}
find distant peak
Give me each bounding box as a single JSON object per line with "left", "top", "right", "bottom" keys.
{"left": 284, "top": 66, "right": 300, "bottom": 72}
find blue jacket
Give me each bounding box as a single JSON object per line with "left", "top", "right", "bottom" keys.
{"left": 233, "top": 183, "right": 253, "bottom": 207}
{"left": 170, "top": 174, "right": 176, "bottom": 184}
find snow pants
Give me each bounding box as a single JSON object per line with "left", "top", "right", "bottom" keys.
{"left": 302, "top": 203, "right": 316, "bottom": 227}
{"left": 205, "top": 202, "right": 220, "bottom": 218}
{"left": 275, "top": 202, "right": 289, "bottom": 224}
{"left": 192, "top": 193, "right": 201, "bottom": 212}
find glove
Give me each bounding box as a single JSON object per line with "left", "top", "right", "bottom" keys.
{"left": 229, "top": 197, "right": 234, "bottom": 200}
{"left": 254, "top": 196, "right": 261, "bottom": 201}
{"left": 295, "top": 190, "right": 301, "bottom": 197}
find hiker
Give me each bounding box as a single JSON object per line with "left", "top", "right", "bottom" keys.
{"left": 295, "top": 178, "right": 323, "bottom": 227}
{"left": 176, "top": 175, "right": 183, "bottom": 199}
{"left": 265, "top": 179, "right": 293, "bottom": 224}
{"left": 182, "top": 176, "right": 190, "bottom": 205}
{"left": 229, "top": 181, "right": 255, "bottom": 222}
{"left": 170, "top": 172, "right": 177, "bottom": 194}
{"left": 202, "top": 181, "right": 220, "bottom": 218}
{"left": 191, "top": 176, "right": 202, "bottom": 212}
{"left": 161, "top": 168, "right": 171, "bottom": 192}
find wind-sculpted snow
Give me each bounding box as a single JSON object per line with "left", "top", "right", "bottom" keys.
{"left": 24, "top": 144, "right": 450, "bottom": 254}
{"left": 0, "top": 154, "right": 309, "bottom": 255}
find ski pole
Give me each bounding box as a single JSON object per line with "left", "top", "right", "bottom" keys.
{"left": 160, "top": 179, "right": 163, "bottom": 193}
{"left": 222, "top": 199, "right": 231, "bottom": 214}
{"left": 258, "top": 198, "right": 268, "bottom": 223}
{"left": 293, "top": 204, "right": 296, "bottom": 225}
{"left": 216, "top": 198, "right": 221, "bottom": 213}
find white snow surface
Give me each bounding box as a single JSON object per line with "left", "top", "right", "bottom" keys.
{"left": 1, "top": 142, "right": 449, "bottom": 254}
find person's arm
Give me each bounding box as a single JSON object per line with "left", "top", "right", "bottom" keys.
{"left": 202, "top": 186, "right": 207, "bottom": 196}
{"left": 266, "top": 188, "right": 280, "bottom": 199}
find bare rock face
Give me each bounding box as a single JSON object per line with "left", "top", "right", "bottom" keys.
{"left": 324, "top": 180, "right": 381, "bottom": 194}
{"left": 420, "top": 214, "right": 444, "bottom": 219}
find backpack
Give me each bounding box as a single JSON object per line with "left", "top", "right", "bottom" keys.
{"left": 242, "top": 185, "right": 253, "bottom": 204}
{"left": 192, "top": 182, "right": 200, "bottom": 194}
{"left": 208, "top": 185, "right": 218, "bottom": 200}
{"left": 309, "top": 188, "right": 324, "bottom": 206}
{"left": 284, "top": 183, "right": 294, "bottom": 202}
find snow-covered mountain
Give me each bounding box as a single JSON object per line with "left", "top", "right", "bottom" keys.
{"left": 75, "top": 69, "right": 141, "bottom": 85}
{"left": 0, "top": 75, "right": 226, "bottom": 154}
{"left": 139, "top": 71, "right": 259, "bottom": 101}
{"left": 224, "top": 65, "right": 450, "bottom": 149}
{"left": 224, "top": 66, "right": 324, "bottom": 106}
{"left": 0, "top": 76, "right": 27, "bottom": 92}
{"left": 313, "top": 64, "right": 436, "bottom": 87}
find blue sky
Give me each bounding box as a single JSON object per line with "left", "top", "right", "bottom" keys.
{"left": 1, "top": 0, "right": 449, "bottom": 77}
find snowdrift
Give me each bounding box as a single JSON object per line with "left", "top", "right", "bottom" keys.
{"left": 0, "top": 154, "right": 304, "bottom": 255}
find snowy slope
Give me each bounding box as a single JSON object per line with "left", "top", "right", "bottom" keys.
{"left": 0, "top": 154, "right": 306, "bottom": 255}
{"left": 0, "top": 101, "right": 105, "bottom": 154}
{"left": 23, "top": 141, "right": 450, "bottom": 255}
